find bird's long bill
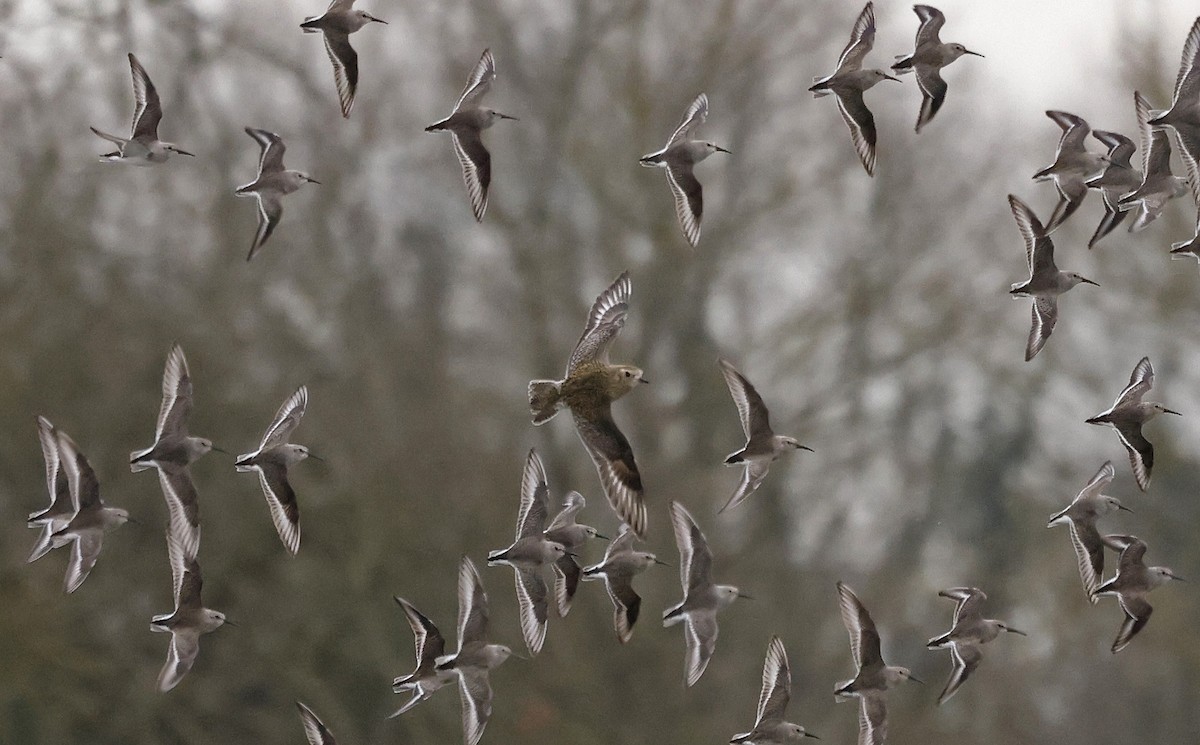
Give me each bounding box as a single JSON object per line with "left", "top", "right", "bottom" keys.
{"left": 1118, "top": 504, "right": 1134, "bottom": 512}
{"left": 1164, "top": 408, "right": 1183, "bottom": 416}
{"left": 307, "top": 452, "right": 326, "bottom": 462}
{"left": 594, "top": 533, "right": 610, "bottom": 541}
{"left": 223, "top": 619, "right": 238, "bottom": 627}
{"left": 126, "top": 517, "right": 143, "bottom": 526}
{"left": 883, "top": 74, "right": 902, "bottom": 82}
{"left": 1006, "top": 627, "right": 1029, "bottom": 636}
{"left": 496, "top": 113, "right": 520, "bottom": 121}
{"left": 653, "top": 558, "right": 673, "bottom": 567}
{"left": 210, "top": 445, "right": 230, "bottom": 455}
{"left": 365, "top": 13, "right": 387, "bottom": 23}
{"left": 803, "top": 733, "right": 821, "bottom": 740}
{"left": 736, "top": 592, "right": 754, "bottom": 600}
{"left": 908, "top": 675, "right": 925, "bottom": 684}
{"left": 799, "top": 445, "right": 815, "bottom": 452}
{"left": 964, "top": 49, "right": 985, "bottom": 57}
{"left": 305, "top": 176, "right": 322, "bottom": 185}
{"left": 171, "top": 147, "right": 196, "bottom": 157}
{"left": 639, "top": 378, "right": 651, "bottom": 385}
{"left": 1168, "top": 572, "right": 1187, "bottom": 582}
{"left": 715, "top": 145, "right": 733, "bottom": 154}
{"left": 1080, "top": 277, "right": 1101, "bottom": 287}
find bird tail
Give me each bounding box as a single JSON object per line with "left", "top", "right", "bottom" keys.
{"left": 387, "top": 688, "right": 428, "bottom": 718}
{"left": 891, "top": 55, "right": 914, "bottom": 71}
{"left": 424, "top": 118, "right": 450, "bottom": 132}
{"left": 807, "top": 77, "right": 831, "bottom": 94}
{"left": 638, "top": 150, "right": 665, "bottom": 167}
{"left": 1031, "top": 164, "right": 1055, "bottom": 181}
{"left": 662, "top": 603, "right": 686, "bottom": 627}
{"left": 300, "top": 16, "right": 322, "bottom": 32}
{"left": 1084, "top": 415, "right": 1109, "bottom": 425}
{"left": 1046, "top": 509, "right": 1070, "bottom": 528}
{"left": 723, "top": 449, "right": 746, "bottom": 465}
{"left": 926, "top": 631, "right": 953, "bottom": 648}
{"left": 129, "top": 447, "right": 155, "bottom": 472}
{"left": 486, "top": 548, "right": 509, "bottom": 564}
{"left": 89, "top": 126, "right": 126, "bottom": 146}
{"left": 528, "top": 380, "right": 563, "bottom": 424}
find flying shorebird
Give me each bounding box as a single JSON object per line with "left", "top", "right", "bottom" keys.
{"left": 542, "top": 490, "right": 607, "bottom": 618}
{"left": 528, "top": 271, "right": 649, "bottom": 536}
{"left": 235, "top": 386, "right": 318, "bottom": 555}
{"left": 1006, "top": 194, "right": 1099, "bottom": 361}
{"left": 809, "top": 2, "right": 899, "bottom": 176}
{"left": 1116, "top": 92, "right": 1188, "bottom": 231}
{"left": 426, "top": 49, "right": 517, "bottom": 222}
{"left": 1084, "top": 130, "right": 1143, "bottom": 248}
{"left": 49, "top": 429, "right": 130, "bottom": 593}
{"left": 130, "top": 344, "right": 221, "bottom": 560}
{"left": 891, "top": 4, "right": 983, "bottom": 133}
{"left": 1032, "top": 111, "right": 1108, "bottom": 232}
{"left": 151, "top": 528, "right": 228, "bottom": 692}
{"left": 717, "top": 358, "right": 812, "bottom": 514}
{"left": 730, "top": 636, "right": 819, "bottom": 744}
{"left": 834, "top": 582, "right": 921, "bottom": 745}
{"left": 296, "top": 701, "right": 340, "bottom": 745}
{"left": 1169, "top": 139, "right": 1200, "bottom": 262}
{"left": 1148, "top": 16, "right": 1200, "bottom": 168}
{"left": 926, "top": 587, "right": 1025, "bottom": 705}
{"left": 1086, "top": 357, "right": 1180, "bottom": 492}
{"left": 390, "top": 596, "right": 454, "bottom": 718}
{"left": 486, "top": 449, "right": 572, "bottom": 656}
{"left": 1093, "top": 534, "right": 1185, "bottom": 653}
{"left": 435, "top": 557, "right": 517, "bottom": 745}
{"left": 300, "top": 0, "right": 387, "bottom": 118}
{"left": 26, "top": 416, "right": 75, "bottom": 564}
{"left": 582, "top": 524, "right": 667, "bottom": 644}
{"left": 236, "top": 127, "right": 320, "bottom": 261}
{"left": 639, "top": 92, "right": 730, "bottom": 247}
{"left": 663, "top": 501, "right": 751, "bottom": 687}
{"left": 91, "top": 53, "right": 194, "bottom": 164}
{"left": 1047, "top": 461, "right": 1133, "bottom": 602}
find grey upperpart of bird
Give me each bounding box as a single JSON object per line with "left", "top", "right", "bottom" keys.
{"left": 891, "top": 4, "right": 983, "bottom": 133}
{"left": 151, "top": 529, "right": 228, "bottom": 692}
{"left": 542, "top": 490, "right": 607, "bottom": 618}
{"left": 300, "top": 0, "right": 387, "bottom": 118}
{"left": 50, "top": 428, "right": 130, "bottom": 593}
{"left": 1084, "top": 129, "right": 1142, "bottom": 248}
{"left": 730, "top": 636, "right": 819, "bottom": 744}
{"left": 1085, "top": 357, "right": 1180, "bottom": 492}
{"left": 1046, "top": 461, "right": 1132, "bottom": 602}
{"left": 809, "top": 2, "right": 899, "bottom": 176}
{"left": 833, "top": 581, "right": 921, "bottom": 745}
{"left": 1116, "top": 91, "right": 1188, "bottom": 233}
{"left": 390, "top": 596, "right": 455, "bottom": 718}
{"left": 582, "top": 524, "right": 667, "bottom": 644}
{"left": 27, "top": 416, "right": 76, "bottom": 565}
{"left": 91, "top": 53, "right": 194, "bottom": 164}
{"left": 1006, "top": 194, "right": 1098, "bottom": 361}
{"left": 1093, "top": 534, "right": 1184, "bottom": 653}
{"left": 925, "top": 587, "right": 1025, "bottom": 705}
{"left": 1032, "top": 111, "right": 1107, "bottom": 232}
{"left": 425, "top": 49, "right": 517, "bottom": 222}
{"left": 236, "top": 128, "right": 320, "bottom": 261}
{"left": 639, "top": 92, "right": 729, "bottom": 247}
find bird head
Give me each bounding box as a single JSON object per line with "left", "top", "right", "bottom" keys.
{"left": 947, "top": 43, "right": 985, "bottom": 60}
{"left": 1064, "top": 272, "right": 1099, "bottom": 289}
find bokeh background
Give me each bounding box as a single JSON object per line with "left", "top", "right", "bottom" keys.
{"left": 1, "top": 0, "right": 1199, "bottom": 742}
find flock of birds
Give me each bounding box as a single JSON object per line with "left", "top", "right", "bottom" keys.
{"left": 16, "top": 1, "right": 1200, "bottom": 744}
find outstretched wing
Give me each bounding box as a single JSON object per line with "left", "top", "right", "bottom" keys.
{"left": 515, "top": 448, "right": 550, "bottom": 539}
{"left": 244, "top": 127, "right": 287, "bottom": 176}
{"left": 455, "top": 49, "right": 496, "bottom": 112}
{"left": 321, "top": 31, "right": 358, "bottom": 118}
{"left": 574, "top": 411, "right": 645, "bottom": 537}
{"left": 836, "top": 2, "right": 876, "bottom": 72}
{"left": 754, "top": 636, "right": 791, "bottom": 727}
{"left": 259, "top": 386, "right": 309, "bottom": 451}
{"left": 156, "top": 343, "right": 192, "bottom": 440}
{"left": 718, "top": 358, "right": 773, "bottom": 440}
{"left": 567, "top": 271, "right": 631, "bottom": 375}
{"left": 128, "top": 53, "right": 163, "bottom": 141}
{"left": 670, "top": 500, "right": 712, "bottom": 594}
{"left": 667, "top": 93, "right": 709, "bottom": 147}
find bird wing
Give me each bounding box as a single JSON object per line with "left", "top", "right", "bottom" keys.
{"left": 1112, "top": 357, "right": 1154, "bottom": 410}
{"left": 684, "top": 612, "right": 719, "bottom": 687}
{"left": 156, "top": 343, "right": 192, "bottom": 440}
{"left": 259, "top": 386, "right": 309, "bottom": 452}
{"left": 567, "top": 271, "right": 631, "bottom": 375}
{"left": 1077, "top": 460, "right": 1116, "bottom": 500}
{"left": 545, "top": 490, "right": 585, "bottom": 532}
{"left": 513, "top": 568, "right": 549, "bottom": 655}
{"left": 754, "top": 636, "right": 791, "bottom": 727}
{"left": 914, "top": 65, "right": 948, "bottom": 133}
{"left": 64, "top": 532, "right": 104, "bottom": 594}
{"left": 940, "top": 587, "right": 984, "bottom": 626}
{"left": 1047, "top": 175, "right": 1087, "bottom": 232}
{"left": 455, "top": 49, "right": 496, "bottom": 112}
{"left": 719, "top": 458, "right": 772, "bottom": 514}
{"left": 451, "top": 129, "right": 491, "bottom": 222}
{"left": 248, "top": 191, "right": 284, "bottom": 262}
{"left": 573, "top": 410, "right": 646, "bottom": 538}
{"left": 1069, "top": 520, "right": 1104, "bottom": 602}
{"left": 837, "top": 581, "right": 882, "bottom": 669}
{"left": 256, "top": 462, "right": 301, "bottom": 554}
{"left": 913, "top": 4, "right": 946, "bottom": 48}
{"left": 718, "top": 359, "right": 773, "bottom": 440}
{"left": 457, "top": 557, "right": 490, "bottom": 647}
{"left": 165, "top": 527, "right": 203, "bottom": 612}
{"left": 34, "top": 416, "right": 72, "bottom": 518}
{"left": 457, "top": 668, "right": 494, "bottom": 745}
{"left": 667, "top": 93, "right": 709, "bottom": 147}
{"left": 836, "top": 2, "right": 877, "bottom": 72}
{"left": 56, "top": 429, "right": 102, "bottom": 512}
{"left": 552, "top": 553, "right": 581, "bottom": 618}
{"left": 665, "top": 162, "right": 704, "bottom": 247}
{"left": 516, "top": 448, "right": 550, "bottom": 539}
{"left": 605, "top": 573, "right": 641, "bottom": 644}
{"left": 296, "top": 701, "right": 340, "bottom": 745}
{"left": 857, "top": 693, "right": 887, "bottom": 745}
{"left": 1112, "top": 595, "right": 1153, "bottom": 653}
{"left": 395, "top": 596, "right": 446, "bottom": 668}
{"left": 128, "top": 53, "right": 163, "bottom": 141}
{"left": 157, "top": 466, "right": 202, "bottom": 562}
{"left": 1047, "top": 111, "right": 1089, "bottom": 155}
{"left": 1172, "top": 16, "right": 1200, "bottom": 102}
{"left": 1116, "top": 537, "right": 1149, "bottom": 575}
{"left": 1136, "top": 92, "right": 1173, "bottom": 177}
{"left": 834, "top": 88, "right": 877, "bottom": 176}
{"left": 938, "top": 642, "right": 982, "bottom": 705}
{"left": 245, "top": 127, "right": 287, "bottom": 176}
{"left": 1025, "top": 296, "right": 1057, "bottom": 362}
{"left": 1007, "top": 195, "right": 1046, "bottom": 274}
{"left": 321, "top": 31, "right": 359, "bottom": 118}
{"left": 157, "top": 629, "right": 202, "bottom": 693}
{"left": 670, "top": 500, "right": 713, "bottom": 594}
{"left": 1113, "top": 420, "right": 1153, "bottom": 492}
